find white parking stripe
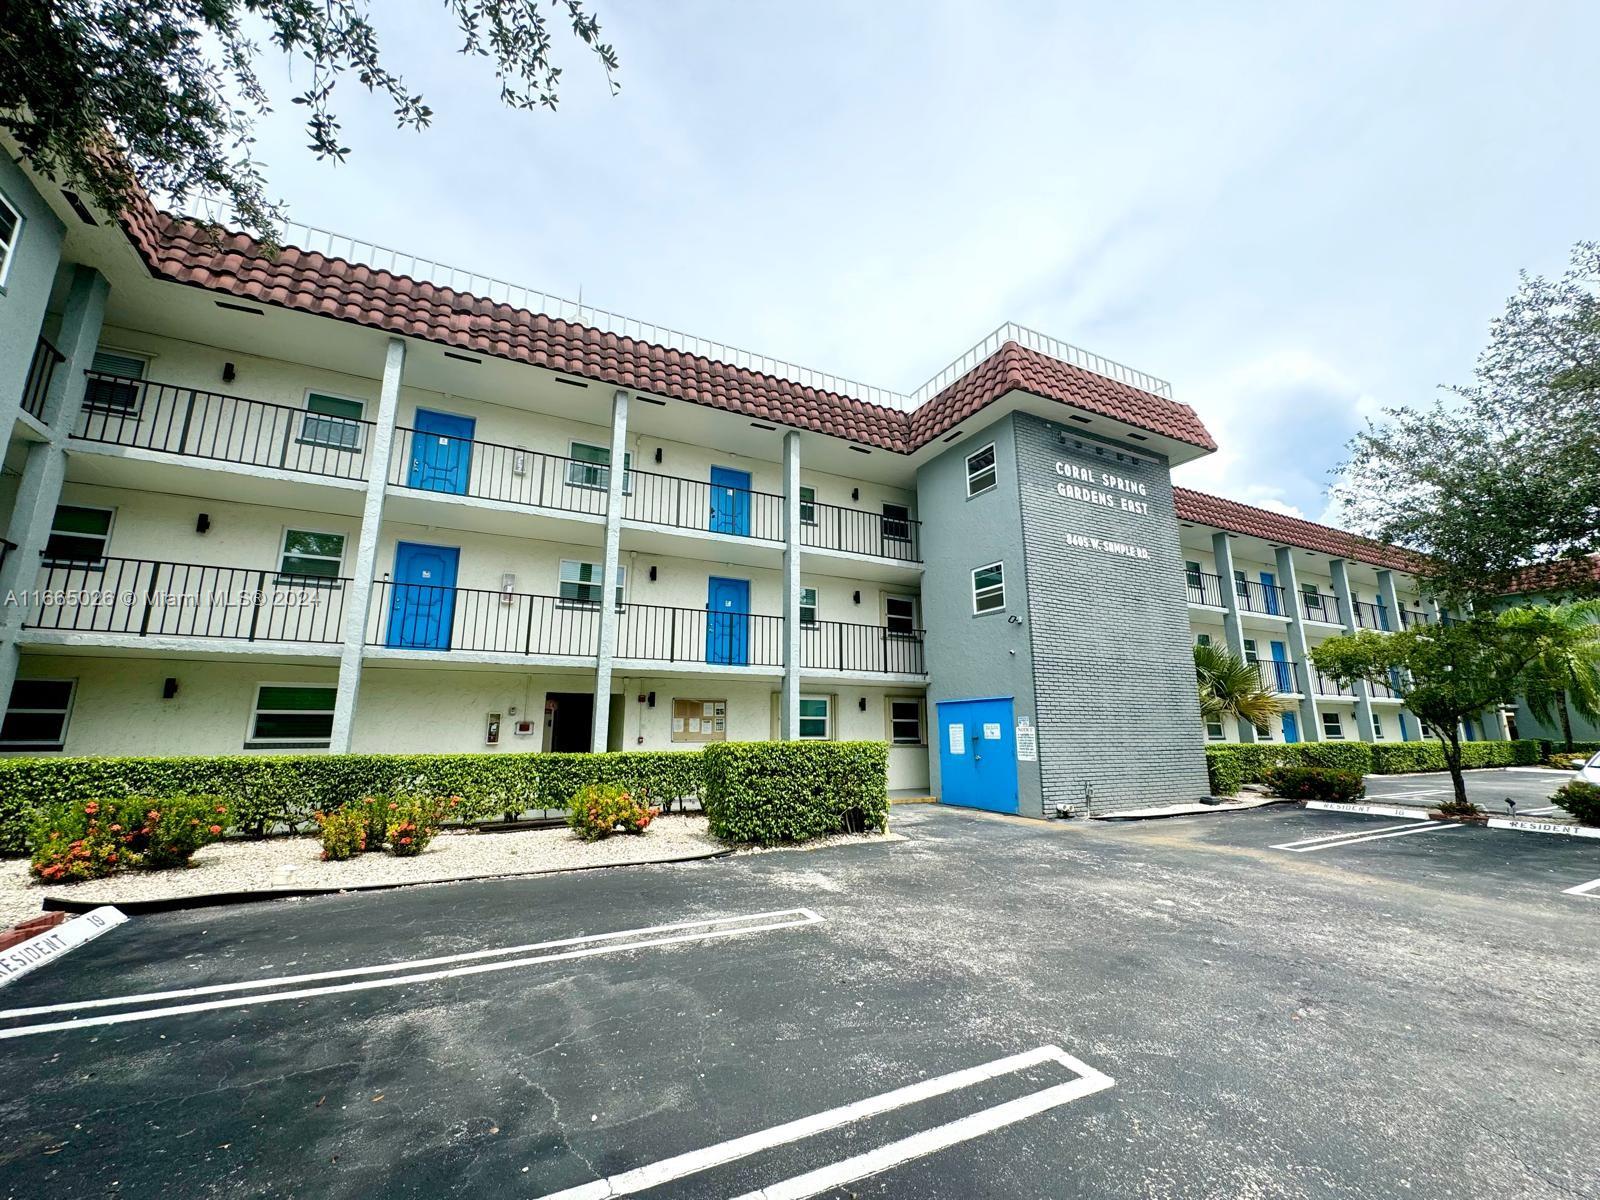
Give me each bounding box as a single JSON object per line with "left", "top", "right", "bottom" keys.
{"left": 1273, "top": 822, "right": 1462, "bottom": 853}
{"left": 0, "top": 909, "right": 815, "bottom": 1021}
{"left": 1522, "top": 806, "right": 1561, "bottom": 816}
{"left": 0, "top": 910, "right": 823, "bottom": 1040}
{"left": 732, "top": 1065, "right": 1115, "bottom": 1200}
{"left": 538, "top": 1046, "right": 1112, "bottom": 1200}
{"left": 1270, "top": 822, "right": 1426, "bottom": 850}
{"left": 1563, "top": 877, "right": 1600, "bottom": 897}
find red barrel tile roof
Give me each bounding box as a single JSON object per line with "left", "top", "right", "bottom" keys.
{"left": 1174, "top": 486, "right": 1422, "bottom": 571}
{"left": 120, "top": 207, "right": 1216, "bottom": 456}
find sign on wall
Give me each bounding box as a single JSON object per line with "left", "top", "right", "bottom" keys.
{"left": 672, "top": 698, "right": 727, "bottom": 743}
{"left": 1015, "top": 719, "right": 1038, "bottom": 761}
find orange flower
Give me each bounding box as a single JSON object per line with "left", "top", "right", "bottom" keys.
{"left": 110, "top": 824, "right": 122, "bottom": 832}
{"left": 208, "top": 825, "right": 222, "bottom": 835}
{"left": 84, "top": 802, "right": 99, "bottom": 815}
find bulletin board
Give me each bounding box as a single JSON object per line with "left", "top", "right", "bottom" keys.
{"left": 671, "top": 698, "right": 727, "bottom": 743}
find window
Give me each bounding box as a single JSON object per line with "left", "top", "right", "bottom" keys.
{"left": 965, "top": 444, "right": 997, "bottom": 497}
{"left": 882, "top": 503, "right": 911, "bottom": 542}
{"left": 1195, "top": 632, "right": 1212, "bottom": 647}
{"left": 83, "top": 350, "right": 147, "bottom": 413}
{"left": 1185, "top": 560, "right": 1203, "bottom": 591}
{"left": 1255, "top": 721, "right": 1272, "bottom": 741}
{"left": 798, "top": 695, "right": 832, "bottom": 740}
{"left": 558, "top": 559, "right": 625, "bottom": 607}
{"left": 1302, "top": 583, "right": 1330, "bottom": 621}
{"left": 0, "top": 679, "right": 75, "bottom": 750}
{"left": 1321, "top": 711, "right": 1345, "bottom": 740}
{"left": 0, "top": 190, "right": 20, "bottom": 288}
{"left": 44, "top": 505, "right": 113, "bottom": 566}
{"left": 1372, "top": 714, "right": 1386, "bottom": 740}
{"left": 300, "top": 392, "right": 365, "bottom": 450}
{"left": 884, "top": 594, "right": 917, "bottom": 635}
{"left": 799, "top": 485, "right": 816, "bottom": 525}
{"left": 565, "top": 441, "right": 633, "bottom": 492}
{"left": 888, "top": 697, "right": 925, "bottom": 746}
{"left": 1233, "top": 569, "right": 1249, "bottom": 604}
{"left": 1205, "top": 718, "right": 1225, "bottom": 741}
{"left": 972, "top": 562, "right": 1004, "bottom": 614}
{"left": 799, "top": 586, "right": 818, "bottom": 626}
{"left": 278, "top": 529, "right": 346, "bottom": 581}
{"left": 249, "top": 684, "right": 336, "bottom": 746}
{"left": 1242, "top": 638, "right": 1258, "bottom": 663}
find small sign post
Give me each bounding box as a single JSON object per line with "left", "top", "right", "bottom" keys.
{"left": 0, "top": 906, "right": 127, "bottom": 989}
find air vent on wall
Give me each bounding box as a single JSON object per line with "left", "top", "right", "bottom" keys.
{"left": 637, "top": 396, "right": 668, "bottom": 407}
{"left": 749, "top": 422, "right": 777, "bottom": 431}
{"left": 215, "top": 301, "right": 264, "bottom": 316}
{"left": 61, "top": 191, "right": 99, "bottom": 226}
{"left": 555, "top": 377, "right": 589, "bottom": 388}
{"left": 850, "top": 446, "right": 871, "bottom": 455}
{"left": 444, "top": 351, "right": 481, "bottom": 364}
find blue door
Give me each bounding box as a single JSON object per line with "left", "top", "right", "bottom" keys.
{"left": 710, "top": 466, "right": 752, "bottom": 537}
{"left": 936, "top": 697, "right": 1019, "bottom": 814}
{"left": 1281, "top": 711, "right": 1300, "bottom": 744}
{"left": 706, "top": 576, "right": 750, "bottom": 665}
{"left": 1269, "top": 640, "right": 1292, "bottom": 693}
{"left": 1377, "top": 594, "right": 1391, "bottom": 631}
{"left": 408, "top": 409, "right": 475, "bottom": 495}
{"left": 387, "top": 541, "right": 460, "bottom": 650}
{"left": 1260, "top": 571, "right": 1280, "bottom": 616}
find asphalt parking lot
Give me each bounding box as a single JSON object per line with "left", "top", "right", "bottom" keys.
{"left": 1, "top": 802, "right": 1596, "bottom": 1199}
{"left": 1364, "top": 765, "right": 1578, "bottom": 815}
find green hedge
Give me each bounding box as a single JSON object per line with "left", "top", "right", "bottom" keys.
{"left": 1205, "top": 743, "right": 1373, "bottom": 796}
{"left": 1538, "top": 740, "right": 1600, "bottom": 760}
{"left": 702, "top": 741, "right": 888, "bottom": 845}
{"left": 1368, "top": 739, "right": 1541, "bottom": 774}
{"left": 0, "top": 750, "right": 707, "bottom": 854}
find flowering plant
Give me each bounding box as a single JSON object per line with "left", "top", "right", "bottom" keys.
{"left": 315, "top": 806, "right": 368, "bottom": 861}
{"left": 383, "top": 795, "right": 454, "bottom": 856}
{"left": 566, "top": 784, "right": 659, "bottom": 842}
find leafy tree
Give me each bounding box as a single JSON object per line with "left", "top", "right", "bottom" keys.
{"left": 1500, "top": 600, "right": 1600, "bottom": 751}
{"left": 1, "top": 1, "right": 620, "bottom": 240}
{"left": 1335, "top": 242, "right": 1600, "bottom": 605}
{"left": 1311, "top": 614, "right": 1550, "bottom": 806}
{"left": 1194, "top": 643, "right": 1284, "bottom": 734}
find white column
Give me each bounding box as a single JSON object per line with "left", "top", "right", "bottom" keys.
{"left": 591, "top": 388, "right": 630, "bottom": 752}
{"left": 1211, "top": 531, "right": 1257, "bottom": 743}
{"left": 780, "top": 431, "right": 802, "bottom": 739}
{"left": 0, "top": 265, "right": 109, "bottom": 710}
{"left": 1329, "top": 559, "right": 1376, "bottom": 743}
{"left": 1275, "top": 546, "right": 1322, "bottom": 741}
{"left": 328, "top": 337, "right": 406, "bottom": 752}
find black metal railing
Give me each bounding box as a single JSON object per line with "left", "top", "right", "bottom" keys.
{"left": 1351, "top": 599, "right": 1395, "bottom": 631}
{"left": 1299, "top": 591, "right": 1344, "bottom": 625}
{"left": 72, "top": 373, "right": 376, "bottom": 480}
{"left": 1186, "top": 571, "right": 1225, "bottom": 606}
{"left": 1398, "top": 607, "right": 1428, "bottom": 629}
{"left": 801, "top": 501, "right": 921, "bottom": 562}
{"left": 1311, "top": 669, "right": 1356, "bottom": 698}
{"left": 367, "top": 579, "right": 600, "bottom": 656}
{"left": 622, "top": 470, "right": 786, "bottom": 542}
{"left": 616, "top": 602, "right": 786, "bottom": 667}
{"left": 22, "top": 337, "right": 64, "bottom": 422}
{"left": 801, "top": 620, "right": 927, "bottom": 675}
{"left": 388, "top": 428, "right": 610, "bottom": 517}
{"left": 1369, "top": 672, "right": 1402, "bottom": 700}
{"left": 22, "top": 557, "right": 349, "bottom": 642}
{"left": 1252, "top": 658, "right": 1300, "bottom": 694}
{"left": 1234, "top": 577, "right": 1289, "bottom": 616}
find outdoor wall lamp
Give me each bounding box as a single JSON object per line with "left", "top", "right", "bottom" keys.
{"left": 222, "top": 362, "right": 236, "bottom": 383}
{"left": 649, "top": 565, "right": 658, "bottom": 581}
{"left": 851, "top": 487, "right": 860, "bottom": 501}
{"left": 654, "top": 447, "right": 663, "bottom": 464}
{"left": 858, "top": 697, "right": 867, "bottom": 712}
{"left": 162, "top": 678, "right": 179, "bottom": 699}
{"left": 852, "top": 590, "right": 861, "bottom": 604}
{"left": 195, "top": 513, "right": 211, "bottom": 534}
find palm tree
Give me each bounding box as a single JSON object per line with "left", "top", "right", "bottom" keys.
{"left": 1511, "top": 600, "right": 1600, "bottom": 751}
{"left": 1194, "top": 642, "right": 1285, "bottom": 732}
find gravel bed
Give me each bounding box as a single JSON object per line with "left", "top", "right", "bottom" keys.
{"left": 0, "top": 818, "right": 903, "bottom": 928}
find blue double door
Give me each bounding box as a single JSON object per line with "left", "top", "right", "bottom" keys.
{"left": 387, "top": 541, "right": 460, "bottom": 650}
{"left": 408, "top": 408, "right": 475, "bottom": 495}
{"left": 706, "top": 576, "right": 750, "bottom": 665}
{"left": 936, "top": 697, "right": 1020, "bottom": 814}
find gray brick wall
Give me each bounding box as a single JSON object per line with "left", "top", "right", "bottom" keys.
{"left": 1013, "top": 413, "right": 1212, "bottom": 812}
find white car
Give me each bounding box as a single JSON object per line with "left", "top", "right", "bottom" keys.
{"left": 1578, "top": 751, "right": 1600, "bottom": 788}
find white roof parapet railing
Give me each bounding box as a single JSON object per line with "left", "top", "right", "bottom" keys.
{"left": 181, "top": 199, "right": 1173, "bottom": 408}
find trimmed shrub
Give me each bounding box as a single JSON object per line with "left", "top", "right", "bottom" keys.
{"left": 1205, "top": 743, "right": 1373, "bottom": 796}
{"left": 1539, "top": 740, "right": 1600, "bottom": 761}
{"left": 1261, "top": 767, "right": 1366, "bottom": 803}
{"left": 28, "top": 800, "right": 124, "bottom": 883}
{"left": 566, "top": 784, "right": 657, "bottom": 842}
{"left": 0, "top": 750, "right": 708, "bottom": 855}
{"left": 702, "top": 741, "right": 888, "bottom": 846}
{"left": 315, "top": 806, "right": 368, "bottom": 861}
{"left": 1554, "top": 780, "right": 1600, "bottom": 826}
{"left": 1368, "top": 739, "right": 1540, "bottom": 774}
{"left": 127, "top": 796, "right": 230, "bottom": 869}
{"left": 385, "top": 795, "right": 456, "bottom": 856}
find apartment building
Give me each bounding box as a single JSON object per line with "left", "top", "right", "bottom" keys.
{"left": 0, "top": 151, "right": 1496, "bottom": 815}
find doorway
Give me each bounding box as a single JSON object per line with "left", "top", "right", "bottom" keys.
{"left": 936, "top": 696, "right": 1019, "bottom": 814}
{"left": 543, "top": 691, "right": 594, "bottom": 752}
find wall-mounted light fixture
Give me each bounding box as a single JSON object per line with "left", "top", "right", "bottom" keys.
{"left": 851, "top": 487, "right": 860, "bottom": 501}
{"left": 647, "top": 691, "right": 657, "bottom": 708}
{"left": 162, "top": 677, "right": 179, "bottom": 699}
{"left": 649, "top": 565, "right": 658, "bottom": 582}
{"left": 222, "top": 362, "right": 236, "bottom": 384}
{"left": 195, "top": 513, "right": 211, "bottom": 534}
{"left": 852, "top": 590, "right": 861, "bottom": 605}
{"left": 654, "top": 447, "right": 663, "bottom": 464}
{"left": 857, "top": 697, "right": 867, "bottom": 712}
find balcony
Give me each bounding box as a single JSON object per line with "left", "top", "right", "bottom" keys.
{"left": 72, "top": 374, "right": 375, "bottom": 482}
{"left": 22, "top": 337, "right": 63, "bottom": 423}
{"left": 367, "top": 579, "right": 600, "bottom": 658}
{"left": 1311, "top": 669, "right": 1356, "bottom": 698}
{"left": 22, "top": 556, "right": 349, "bottom": 644}
{"left": 801, "top": 500, "right": 921, "bottom": 563}
{"left": 1185, "top": 571, "right": 1225, "bottom": 607}
{"left": 1234, "top": 577, "right": 1289, "bottom": 617}
{"left": 1398, "top": 607, "right": 1429, "bottom": 629}
{"left": 1252, "top": 658, "right": 1301, "bottom": 695}
{"left": 622, "top": 470, "right": 787, "bottom": 543}
{"left": 801, "top": 620, "right": 927, "bottom": 675}
{"left": 615, "top": 602, "right": 785, "bottom": 668}
{"left": 1299, "top": 592, "right": 1344, "bottom": 625}
{"left": 1351, "top": 599, "right": 1397, "bottom": 631}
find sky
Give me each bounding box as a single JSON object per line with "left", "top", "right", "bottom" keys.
{"left": 235, "top": 1, "right": 1598, "bottom": 523}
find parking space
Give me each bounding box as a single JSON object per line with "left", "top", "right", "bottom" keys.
{"left": 1365, "top": 766, "right": 1576, "bottom": 815}
{"left": 2, "top": 804, "right": 1596, "bottom": 1198}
